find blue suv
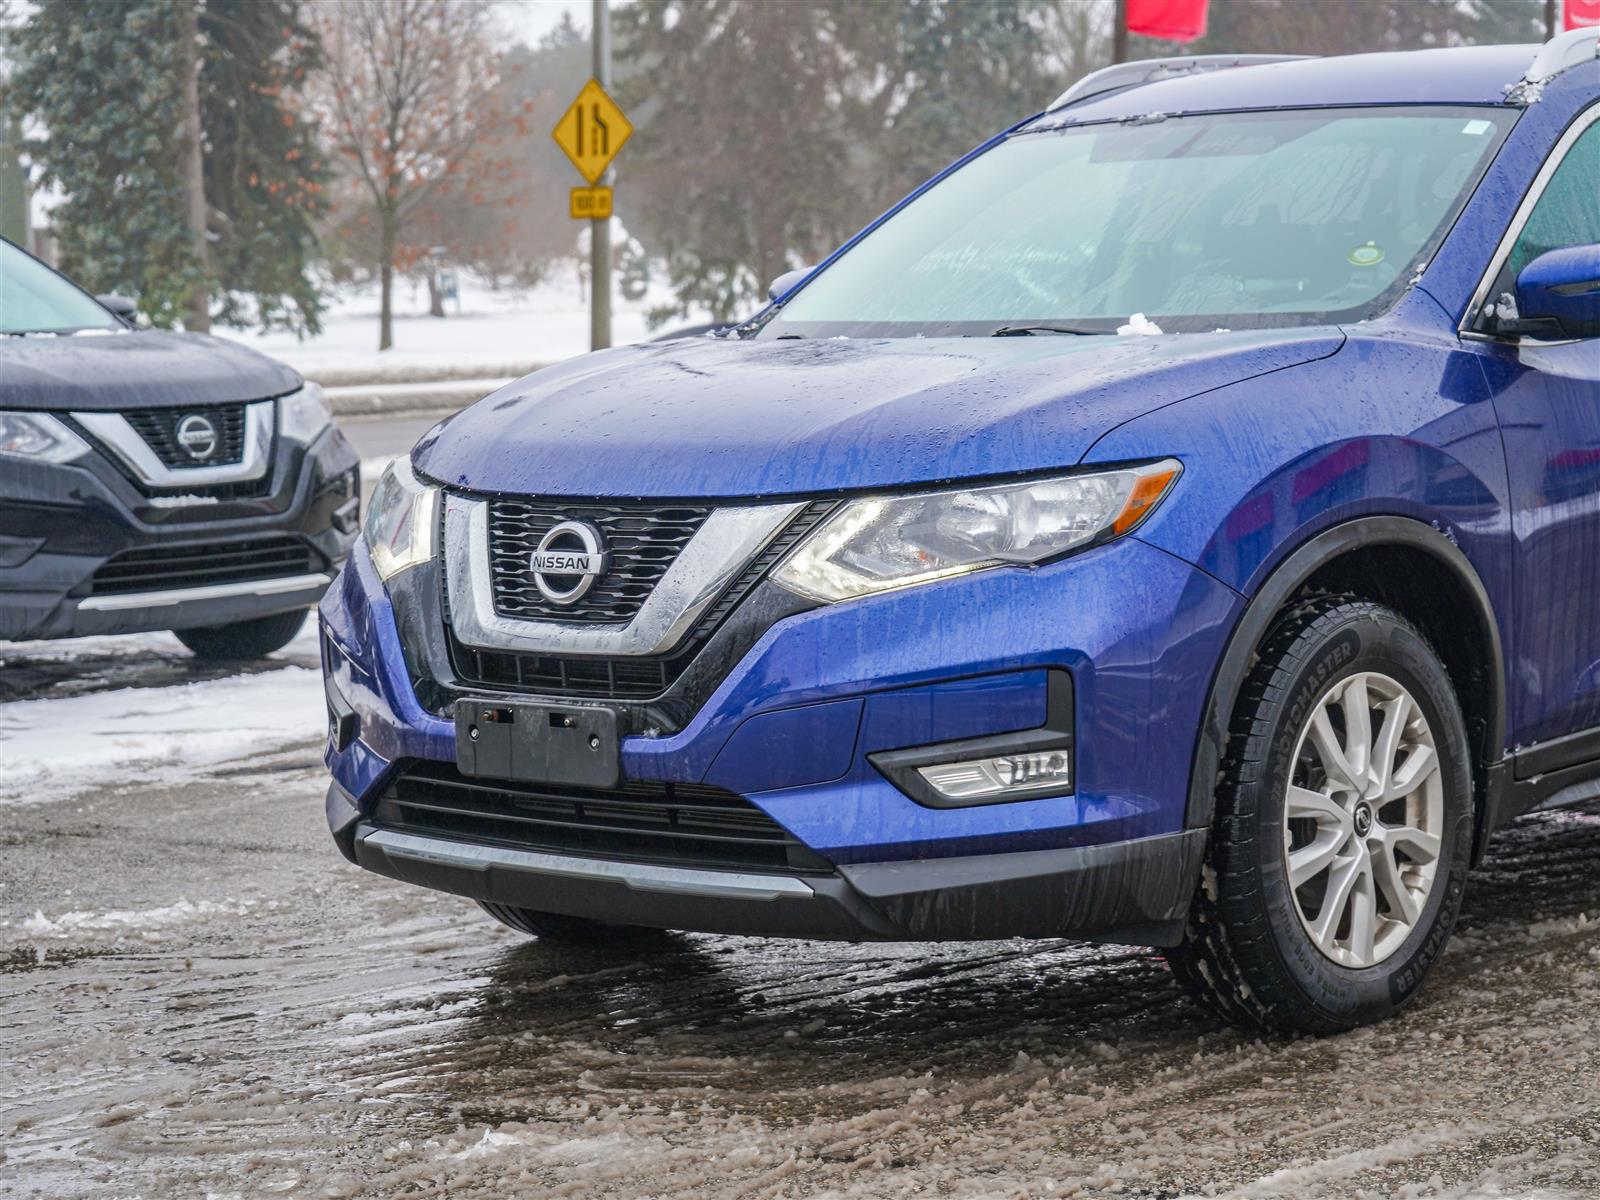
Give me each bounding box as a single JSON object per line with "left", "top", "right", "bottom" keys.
{"left": 321, "top": 32, "right": 1600, "bottom": 1033}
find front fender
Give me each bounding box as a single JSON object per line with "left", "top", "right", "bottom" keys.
{"left": 1083, "top": 316, "right": 1514, "bottom": 835}
{"left": 1085, "top": 319, "right": 1512, "bottom": 603}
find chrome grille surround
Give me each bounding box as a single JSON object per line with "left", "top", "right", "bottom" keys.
{"left": 444, "top": 492, "right": 806, "bottom": 659}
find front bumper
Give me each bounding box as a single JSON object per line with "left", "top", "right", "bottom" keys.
{"left": 337, "top": 782, "right": 1206, "bottom": 942}
{"left": 0, "top": 424, "right": 359, "bottom": 640}
{"left": 321, "top": 532, "right": 1242, "bottom": 944}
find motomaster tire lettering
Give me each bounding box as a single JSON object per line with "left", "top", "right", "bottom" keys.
{"left": 1276, "top": 630, "right": 1360, "bottom": 761}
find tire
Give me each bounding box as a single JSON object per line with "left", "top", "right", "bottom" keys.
{"left": 477, "top": 900, "right": 675, "bottom": 946}
{"left": 1168, "top": 597, "right": 1474, "bottom": 1034}
{"left": 174, "top": 608, "right": 308, "bottom": 661}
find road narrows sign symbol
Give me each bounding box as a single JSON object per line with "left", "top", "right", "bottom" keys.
{"left": 553, "top": 79, "right": 633, "bottom": 186}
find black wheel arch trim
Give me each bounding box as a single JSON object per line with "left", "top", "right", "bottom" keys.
{"left": 1184, "top": 515, "right": 1508, "bottom": 844}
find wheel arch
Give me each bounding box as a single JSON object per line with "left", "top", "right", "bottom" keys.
{"left": 1185, "top": 515, "right": 1508, "bottom": 855}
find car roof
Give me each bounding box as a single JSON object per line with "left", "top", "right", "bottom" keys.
{"left": 1033, "top": 45, "right": 1547, "bottom": 125}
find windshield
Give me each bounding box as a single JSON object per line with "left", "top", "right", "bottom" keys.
{"left": 764, "top": 106, "right": 1515, "bottom": 338}
{"left": 0, "top": 239, "right": 120, "bottom": 335}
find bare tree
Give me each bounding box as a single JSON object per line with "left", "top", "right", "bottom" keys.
{"left": 309, "top": 0, "right": 502, "bottom": 351}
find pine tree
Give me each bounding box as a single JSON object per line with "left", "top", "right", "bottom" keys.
{"left": 203, "top": 0, "right": 326, "bottom": 332}
{"left": 4, "top": 0, "right": 326, "bottom": 333}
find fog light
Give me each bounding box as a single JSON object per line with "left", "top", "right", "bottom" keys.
{"left": 916, "top": 749, "right": 1072, "bottom": 801}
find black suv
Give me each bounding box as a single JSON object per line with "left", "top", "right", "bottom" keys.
{"left": 0, "top": 237, "right": 359, "bottom": 659}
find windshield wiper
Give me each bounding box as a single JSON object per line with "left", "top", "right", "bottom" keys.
{"left": 988, "top": 324, "right": 1105, "bottom": 337}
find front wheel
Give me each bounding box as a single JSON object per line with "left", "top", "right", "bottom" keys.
{"left": 174, "top": 608, "right": 308, "bottom": 661}
{"left": 1168, "top": 598, "right": 1474, "bottom": 1034}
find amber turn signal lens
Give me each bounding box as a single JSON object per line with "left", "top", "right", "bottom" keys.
{"left": 1111, "top": 465, "right": 1180, "bottom": 536}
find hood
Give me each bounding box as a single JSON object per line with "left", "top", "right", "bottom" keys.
{"left": 0, "top": 329, "right": 300, "bottom": 411}
{"left": 414, "top": 329, "right": 1346, "bottom": 498}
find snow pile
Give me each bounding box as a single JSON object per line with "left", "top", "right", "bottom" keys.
{"left": 1117, "top": 312, "right": 1164, "bottom": 336}
{"left": 0, "top": 663, "right": 325, "bottom": 806}
{"left": 15, "top": 898, "right": 252, "bottom": 940}
{"left": 448, "top": 1127, "right": 664, "bottom": 1167}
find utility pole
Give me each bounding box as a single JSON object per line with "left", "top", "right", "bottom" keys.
{"left": 591, "top": 0, "right": 612, "bottom": 352}
{"left": 1545, "top": 0, "right": 1558, "bottom": 40}
{"left": 1112, "top": 0, "right": 1129, "bottom": 64}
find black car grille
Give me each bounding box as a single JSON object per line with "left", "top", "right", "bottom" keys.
{"left": 373, "top": 760, "right": 834, "bottom": 875}
{"left": 487, "top": 498, "right": 713, "bottom": 624}
{"left": 87, "top": 535, "right": 322, "bottom": 596}
{"left": 447, "top": 499, "right": 836, "bottom": 701}
{"left": 123, "top": 403, "right": 248, "bottom": 467}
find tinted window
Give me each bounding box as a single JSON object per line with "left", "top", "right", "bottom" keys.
{"left": 0, "top": 240, "right": 120, "bottom": 335}
{"left": 1509, "top": 118, "right": 1600, "bottom": 277}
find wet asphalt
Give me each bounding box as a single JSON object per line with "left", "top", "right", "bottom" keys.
{"left": 4, "top": 603, "right": 1600, "bottom": 1197}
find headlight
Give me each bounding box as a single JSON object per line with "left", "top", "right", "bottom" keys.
{"left": 772, "top": 459, "right": 1181, "bottom": 603}
{"left": 278, "top": 382, "right": 333, "bottom": 443}
{"left": 364, "top": 455, "right": 439, "bottom": 581}
{"left": 0, "top": 411, "right": 91, "bottom": 464}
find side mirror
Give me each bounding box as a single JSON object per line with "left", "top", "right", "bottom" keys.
{"left": 1511, "top": 245, "right": 1600, "bottom": 340}
{"left": 767, "top": 266, "right": 814, "bottom": 303}
{"left": 96, "top": 293, "right": 138, "bottom": 323}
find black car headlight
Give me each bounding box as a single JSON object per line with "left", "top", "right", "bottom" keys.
{"left": 277, "top": 383, "right": 334, "bottom": 444}
{"left": 0, "top": 411, "right": 91, "bottom": 464}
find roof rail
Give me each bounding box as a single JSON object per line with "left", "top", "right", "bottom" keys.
{"left": 1047, "top": 54, "right": 1313, "bottom": 113}
{"left": 1522, "top": 25, "right": 1599, "bottom": 86}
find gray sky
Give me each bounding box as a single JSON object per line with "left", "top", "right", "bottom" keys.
{"left": 497, "top": 0, "right": 592, "bottom": 46}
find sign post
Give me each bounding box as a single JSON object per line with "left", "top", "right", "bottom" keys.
{"left": 552, "top": 2, "right": 633, "bottom": 352}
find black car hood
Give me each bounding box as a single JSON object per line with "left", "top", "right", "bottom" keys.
{"left": 0, "top": 329, "right": 300, "bottom": 411}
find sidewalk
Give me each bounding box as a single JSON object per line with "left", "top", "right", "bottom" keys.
{"left": 316, "top": 369, "right": 540, "bottom": 417}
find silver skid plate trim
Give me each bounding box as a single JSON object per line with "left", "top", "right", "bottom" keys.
{"left": 77, "top": 571, "right": 331, "bottom": 612}
{"left": 365, "top": 828, "right": 817, "bottom": 901}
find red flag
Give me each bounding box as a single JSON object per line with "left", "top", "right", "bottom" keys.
{"left": 1567, "top": 0, "right": 1600, "bottom": 29}
{"left": 1126, "top": 0, "right": 1210, "bottom": 42}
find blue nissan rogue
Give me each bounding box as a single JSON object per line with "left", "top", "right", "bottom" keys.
{"left": 322, "top": 32, "right": 1600, "bottom": 1033}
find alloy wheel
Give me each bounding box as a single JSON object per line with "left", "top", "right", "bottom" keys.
{"left": 1283, "top": 671, "right": 1444, "bottom": 968}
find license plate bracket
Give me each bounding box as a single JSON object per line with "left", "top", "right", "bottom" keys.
{"left": 455, "top": 701, "right": 621, "bottom": 789}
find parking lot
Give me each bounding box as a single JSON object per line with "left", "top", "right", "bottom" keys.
{"left": 4, "top": 618, "right": 1600, "bottom": 1199}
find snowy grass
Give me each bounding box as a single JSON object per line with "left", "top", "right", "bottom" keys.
{"left": 214, "top": 268, "right": 707, "bottom": 377}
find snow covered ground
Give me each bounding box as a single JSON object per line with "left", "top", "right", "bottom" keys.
{"left": 214, "top": 268, "right": 712, "bottom": 378}
{"left": 0, "top": 623, "right": 322, "bottom": 807}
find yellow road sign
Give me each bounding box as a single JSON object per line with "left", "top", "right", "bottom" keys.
{"left": 570, "top": 185, "right": 614, "bottom": 220}
{"left": 553, "top": 79, "right": 633, "bottom": 185}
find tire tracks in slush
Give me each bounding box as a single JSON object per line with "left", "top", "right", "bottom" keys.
{"left": 2, "top": 764, "right": 1599, "bottom": 1198}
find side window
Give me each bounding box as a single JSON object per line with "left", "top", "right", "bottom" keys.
{"left": 1508, "top": 119, "right": 1600, "bottom": 278}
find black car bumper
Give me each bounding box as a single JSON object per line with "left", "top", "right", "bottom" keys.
{"left": 329, "top": 780, "right": 1208, "bottom": 945}
{"left": 0, "top": 424, "right": 359, "bottom": 641}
